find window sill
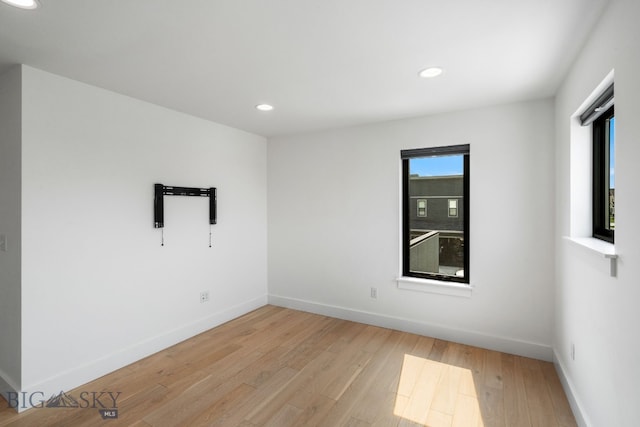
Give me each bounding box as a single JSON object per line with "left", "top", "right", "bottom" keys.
{"left": 563, "top": 236, "right": 617, "bottom": 277}
{"left": 563, "top": 236, "right": 616, "bottom": 257}
{"left": 396, "top": 276, "right": 472, "bottom": 298}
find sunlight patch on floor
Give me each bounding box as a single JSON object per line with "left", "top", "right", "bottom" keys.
{"left": 394, "top": 354, "right": 484, "bottom": 427}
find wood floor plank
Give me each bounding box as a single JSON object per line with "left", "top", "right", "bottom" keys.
{"left": 459, "top": 363, "right": 478, "bottom": 398}
{"left": 179, "top": 382, "right": 256, "bottom": 427}
{"left": 233, "top": 345, "right": 292, "bottom": 389}
{"left": 317, "top": 331, "right": 418, "bottom": 427}
{"left": 483, "top": 350, "right": 504, "bottom": 390}
{"left": 348, "top": 333, "right": 421, "bottom": 424}
{"left": 476, "top": 382, "right": 505, "bottom": 427}
{"left": 316, "top": 325, "right": 388, "bottom": 402}
{"left": 269, "top": 312, "right": 332, "bottom": 352}
{"left": 396, "top": 353, "right": 426, "bottom": 398}
{"left": 474, "top": 348, "right": 506, "bottom": 427}
{"left": 154, "top": 352, "right": 280, "bottom": 425}
{"left": 540, "top": 362, "right": 578, "bottom": 427}
{"left": 325, "top": 321, "right": 368, "bottom": 354}
{"left": 244, "top": 350, "right": 339, "bottom": 425}
{"left": 262, "top": 403, "right": 303, "bottom": 427}
{"left": 397, "top": 418, "right": 425, "bottom": 427}
{"left": 354, "top": 332, "right": 422, "bottom": 424}
{"left": 144, "top": 337, "right": 280, "bottom": 426}
{"left": 361, "top": 326, "right": 393, "bottom": 354}
{"left": 427, "top": 339, "right": 449, "bottom": 361}
{"left": 409, "top": 335, "right": 437, "bottom": 358}
{"left": 0, "top": 306, "right": 578, "bottom": 427}
{"left": 430, "top": 364, "right": 463, "bottom": 416}
{"left": 320, "top": 350, "right": 373, "bottom": 401}
{"left": 520, "top": 357, "right": 560, "bottom": 427}
{"left": 142, "top": 373, "right": 221, "bottom": 425}
{"left": 502, "top": 353, "right": 532, "bottom": 427}
{"left": 289, "top": 394, "right": 336, "bottom": 427}
{"left": 451, "top": 393, "right": 483, "bottom": 427}
{"left": 442, "top": 342, "right": 473, "bottom": 368}
{"left": 426, "top": 409, "right": 453, "bottom": 427}
{"left": 400, "top": 358, "right": 444, "bottom": 425}
{"left": 369, "top": 391, "right": 402, "bottom": 427}
{"left": 285, "top": 317, "right": 343, "bottom": 370}
{"left": 209, "top": 367, "right": 298, "bottom": 427}
{"left": 100, "top": 384, "right": 168, "bottom": 427}
{"left": 344, "top": 416, "right": 372, "bottom": 427}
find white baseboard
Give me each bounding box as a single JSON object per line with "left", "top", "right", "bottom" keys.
{"left": 268, "top": 294, "right": 553, "bottom": 361}
{"left": 14, "top": 295, "right": 267, "bottom": 412}
{"left": 553, "top": 349, "right": 591, "bottom": 427}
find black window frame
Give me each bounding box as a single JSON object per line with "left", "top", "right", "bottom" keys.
{"left": 592, "top": 105, "right": 614, "bottom": 243}
{"left": 401, "top": 144, "right": 470, "bottom": 284}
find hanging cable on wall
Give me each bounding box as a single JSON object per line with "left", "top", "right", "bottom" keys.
{"left": 154, "top": 184, "right": 217, "bottom": 247}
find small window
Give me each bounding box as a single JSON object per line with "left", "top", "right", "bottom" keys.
{"left": 448, "top": 199, "right": 458, "bottom": 217}
{"left": 592, "top": 107, "right": 615, "bottom": 242}
{"left": 401, "top": 145, "right": 470, "bottom": 283}
{"left": 417, "top": 199, "right": 427, "bottom": 217}
{"left": 580, "top": 83, "right": 614, "bottom": 243}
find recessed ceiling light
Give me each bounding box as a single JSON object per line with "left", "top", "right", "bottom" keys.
{"left": 255, "top": 104, "right": 274, "bottom": 112}
{"left": 1, "top": 0, "right": 39, "bottom": 9}
{"left": 419, "top": 67, "right": 444, "bottom": 78}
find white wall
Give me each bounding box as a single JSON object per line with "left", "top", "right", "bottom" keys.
{"left": 554, "top": 1, "right": 640, "bottom": 426}
{"left": 268, "top": 98, "right": 556, "bottom": 360}
{"left": 18, "top": 66, "right": 268, "bottom": 399}
{"left": 0, "top": 66, "right": 22, "bottom": 395}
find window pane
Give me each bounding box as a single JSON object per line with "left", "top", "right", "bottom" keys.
{"left": 448, "top": 199, "right": 458, "bottom": 217}
{"left": 592, "top": 106, "right": 614, "bottom": 243}
{"left": 609, "top": 116, "right": 615, "bottom": 230}
{"left": 416, "top": 199, "right": 427, "bottom": 217}
{"left": 408, "top": 155, "right": 465, "bottom": 279}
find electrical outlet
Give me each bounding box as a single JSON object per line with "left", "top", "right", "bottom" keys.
{"left": 571, "top": 343, "right": 575, "bottom": 361}
{"left": 200, "top": 291, "right": 210, "bottom": 303}
{"left": 370, "top": 287, "right": 377, "bottom": 299}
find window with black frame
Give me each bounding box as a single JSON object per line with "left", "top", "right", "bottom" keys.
{"left": 592, "top": 107, "right": 615, "bottom": 242}
{"left": 401, "top": 145, "right": 470, "bottom": 284}
{"left": 580, "top": 83, "right": 614, "bottom": 243}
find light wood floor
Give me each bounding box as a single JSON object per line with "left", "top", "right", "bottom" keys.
{"left": 0, "top": 305, "right": 576, "bottom": 427}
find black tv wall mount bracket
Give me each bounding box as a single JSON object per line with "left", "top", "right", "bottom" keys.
{"left": 153, "top": 183, "right": 217, "bottom": 246}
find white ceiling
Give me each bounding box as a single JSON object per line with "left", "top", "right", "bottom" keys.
{"left": 0, "top": 0, "right": 609, "bottom": 137}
